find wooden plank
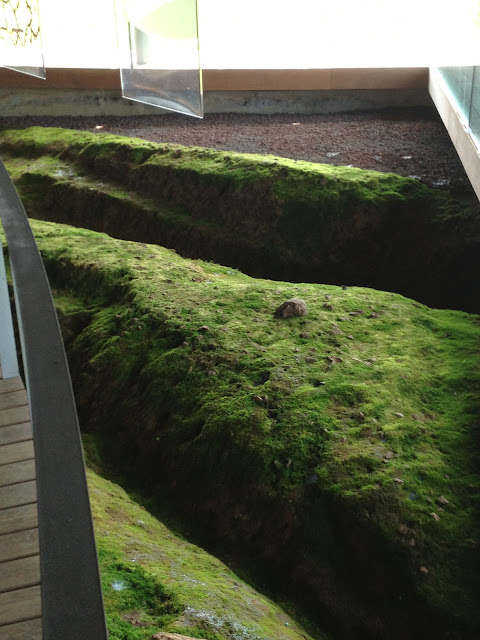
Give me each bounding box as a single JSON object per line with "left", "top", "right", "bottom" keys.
{"left": 0, "top": 586, "right": 41, "bottom": 626}
{"left": 0, "top": 618, "right": 42, "bottom": 640}
{"left": 0, "top": 378, "right": 25, "bottom": 396}
{"left": 0, "top": 423, "right": 32, "bottom": 447}
{"left": 0, "top": 555, "right": 40, "bottom": 593}
{"left": 0, "top": 528, "right": 39, "bottom": 563}
{"left": 0, "top": 504, "right": 38, "bottom": 536}
{"left": 202, "top": 68, "right": 333, "bottom": 91}
{"left": 331, "top": 67, "right": 430, "bottom": 90}
{"left": 0, "top": 481, "right": 37, "bottom": 511}
{"left": 0, "top": 393, "right": 27, "bottom": 413}
{"left": 0, "top": 66, "right": 431, "bottom": 91}
{"left": 0, "top": 441, "right": 34, "bottom": 466}
{"left": 0, "top": 460, "right": 36, "bottom": 488}
{"left": 0, "top": 406, "right": 30, "bottom": 429}
{"left": 0, "top": 391, "right": 27, "bottom": 412}
{"left": 0, "top": 67, "right": 121, "bottom": 89}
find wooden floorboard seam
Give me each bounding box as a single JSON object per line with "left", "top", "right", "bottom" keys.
{"left": 0, "top": 556, "right": 41, "bottom": 594}
{"left": 0, "top": 480, "right": 37, "bottom": 511}
{"left": 0, "top": 460, "right": 36, "bottom": 488}
{"left": 0, "top": 616, "right": 42, "bottom": 638}
{"left": 0, "top": 504, "right": 39, "bottom": 538}
{"left": 0, "top": 422, "right": 34, "bottom": 447}
{"left": 0, "top": 500, "right": 38, "bottom": 512}
{"left": 0, "top": 527, "right": 40, "bottom": 563}
{"left": 0, "top": 584, "right": 42, "bottom": 626}
{"left": 0, "top": 441, "right": 35, "bottom": 467}
{"left": 0, "top": 380, "right": 26, "bottom": 396}
{"left": 0, "top": 406, "right": 31, "bottom": 429}
{"left": 0, "top": 393, "right": 29, "bottom": 411}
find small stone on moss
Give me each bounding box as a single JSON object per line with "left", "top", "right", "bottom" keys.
{"left": 274, "top": 298, "right": 307, "bottom": 318}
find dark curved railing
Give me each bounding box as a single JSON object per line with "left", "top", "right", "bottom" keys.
{"left": 0, "top": 158, "right": 108, "bottom": 640}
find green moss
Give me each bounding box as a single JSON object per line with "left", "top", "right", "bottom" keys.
{"left": 29, "top": 218, "right": 480, "bottom": 638}
{"left": 98, "top": 542, "right": 180, "bottom": 640}
{"left": 2, "top": 126, "right": 480, "bottom": 313}
{"left": 88, "top": 468, "right": 320, "bottom": 640}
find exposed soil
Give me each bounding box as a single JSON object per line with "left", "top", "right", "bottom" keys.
{"left": 0, "top": 107, "right": 474, "bottom": 194}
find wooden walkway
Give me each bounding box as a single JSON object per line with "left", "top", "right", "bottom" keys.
{"left": 0, "top": 368, "right": 42, "bottom": 640}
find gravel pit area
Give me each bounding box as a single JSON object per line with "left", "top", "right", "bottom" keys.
{"left": 0, "top": 107, "right": 474, "bottom": 194}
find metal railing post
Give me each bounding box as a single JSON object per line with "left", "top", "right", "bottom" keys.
{"left": 0, "top": 158, "right": 108, "bottom": 640}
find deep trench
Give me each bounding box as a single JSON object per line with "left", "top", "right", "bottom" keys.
{"left": 4, "top": 126, "right": 480, "bottom": 639}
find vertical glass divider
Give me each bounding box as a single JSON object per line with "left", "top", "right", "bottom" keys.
{"left": 114, "top": 0, "right": 203, "bottom": 117}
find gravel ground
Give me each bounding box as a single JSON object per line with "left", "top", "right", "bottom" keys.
{"left": 0, "top": 108, "right": 473, "bottom": 192}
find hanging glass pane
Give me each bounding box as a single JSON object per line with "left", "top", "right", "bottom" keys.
{"left": 115, "top": 0, "right": 203, "bottom": 118}
{"left": 0, "top": 0, "right": 45, "bottom": 78}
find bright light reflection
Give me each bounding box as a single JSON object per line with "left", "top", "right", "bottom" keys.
{"left": 39, "top": 0, "right": 480, "bottom": 68}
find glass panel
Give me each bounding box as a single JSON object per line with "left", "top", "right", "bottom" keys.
{"left": 0, "top": 0, "right": 45, "bottom": 78}
{"left": 115, "top": 0, "right": 203, "bottom": 118}
{"left": 438, "top": 67, "right": 475, "bottom": 125}
{"left": 469, "top": 66, "right": 480, "bottom": 147}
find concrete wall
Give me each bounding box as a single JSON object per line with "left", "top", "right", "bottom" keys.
{"left": 0, "top": 87, "right": 433, "bottom": 117}
{"left": 0, "top": 66, "right": 431, "bottom": 116}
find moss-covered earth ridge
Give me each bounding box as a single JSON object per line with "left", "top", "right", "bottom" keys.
{"left": 1, "top": 127, "right": 479, "bottom": 639}
{"left": 1, "top": 126, "right": 480, "bottom": 312}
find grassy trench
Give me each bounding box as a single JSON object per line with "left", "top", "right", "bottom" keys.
{"left": 1, "top": 127, "right": 480, "bottom": 312}
{"left": 28, "top": 219, "right": 480, "bottom": 640}
{"left": 87, "top": 466, "right": 319, "bottom": 640}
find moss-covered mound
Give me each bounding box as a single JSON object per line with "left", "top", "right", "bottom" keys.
{"left": 1, "top": 126, "right": 480, "bottom": 313}
{"left": 87, "top": 466, "right": 318, "bottom": 640}
{"left": 30, "top": 219, "right": 480, "bottom": 639}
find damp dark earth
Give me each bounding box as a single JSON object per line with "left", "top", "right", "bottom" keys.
{"left": 0, "top": 108, "right": 473, "bottom": 190}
